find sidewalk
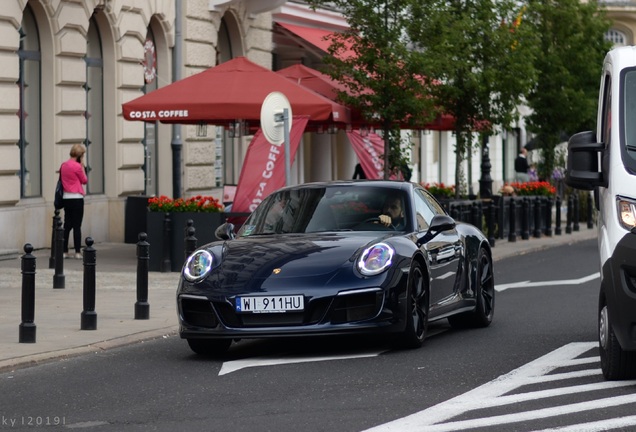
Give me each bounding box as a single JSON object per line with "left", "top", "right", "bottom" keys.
{"left": 0, "top": 227, "right": 598, "bottom": 372}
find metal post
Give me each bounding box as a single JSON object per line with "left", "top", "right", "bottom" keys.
{"left": 53, "top": 218, "right": 65, "bottom": 289}
{"left": 49, "top": 209, "right": 61, "bottom": 269}
{"left": 544, "top": 197, "right": 553, "bottom": 236}
{"left": 161, "top": 212, "right": 172, "bottom": 273}
{"left": 508, "top": 199, "right": 517, "bottom": 242}
{"left": 533, "top": 197, "right": 542, "bottom": 238}
{"left": 171, "top": 0, "right": 183, "bottom": 198}
{"left": 135, "top": 232, "right": 150, "bottom": 320}
{"left": 521, "top": 198, "right": 529, "bottom": 240}
{"left": 487, "top": 200, "right": 495, "bottom": 247}
{"left": 587, "top": 192, "right": 594, "bottom": 229}
{"left": 284, "top": 108, "right": 291, "bottom": 186}
{"left": 80, "top": 237, "right": 97, "bottom": 330}
{"left": 573, "top": 192, "right": 580, "bottom": 232}
{"left": 479, "top": 134, "right": 493, "bottom": 199}
{"left": 566, "top": 194, "right": 573, "bottom": 234}
{"left": 185, "top": 221, "right": 197, "bottom": 260}
{"left": 19, "top": 243, "right": 36, "bottom": 343}
{"left": 555, "top": 195, "right": 562, "bottom": 235}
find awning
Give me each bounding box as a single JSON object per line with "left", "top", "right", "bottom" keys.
{"left": 275, "top": 22, "right": 356, "bottom": 60}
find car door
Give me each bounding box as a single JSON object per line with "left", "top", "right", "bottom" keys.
{"left": 413, "top": 189, "right": 463, "bottom": 311}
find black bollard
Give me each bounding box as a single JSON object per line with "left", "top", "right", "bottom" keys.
{"left": 566, "top": 194, "right": 573, "bottom": 234}
{"left": 544, "top": 197, "right": 553, "bottom": 237}
{"left": 508, "top": 199, "right": 517, "bottom": 242}
{"left": 471, "top": 202, "right": 481, "bottom": 229}
{"left": 80, "top": 237, "right": 97, "bottom": 330}
{"left": 587, "top": 192, "right": 594, "bottom": 229}
{"left": 487, "top": 200, "right": 496, "bottom": 247}
{"left": 53, "top": 218, "right": 65, "bottom": 289}
{"left": 555, "top": 196, "right": 562, "bottom": 235}
{"left": 135, "top": 232, "right": 150, "bottom": 320}
{"left": 573, "top": 192, "right": 580, "bottom": 232}
{"left": 521, "top": 198, "right": 529, "bottom": 240}
{"left": 533, "top": 197, "right": 542, "bottom": 238}
{"left": 161, "top": 212, "right": 172, "bottom": 273}
{"left": 19, "top": 243, "right": 37, "bottom": 343}
{"left": 185, "top": 222, "right": 197, "bottom": 260}
{"left": 49, "top": 209, "right": 61, "bottom": 269}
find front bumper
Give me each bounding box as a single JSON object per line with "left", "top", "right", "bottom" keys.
{"left": 602, "top": 230, "right": 636, "bottom": 350}
{"left": 177, "top": 287, "right": 405, "bottom": 339}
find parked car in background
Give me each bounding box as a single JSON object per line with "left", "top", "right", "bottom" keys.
{"left": 176, "top": 180, "right": 495, "bottom": 356}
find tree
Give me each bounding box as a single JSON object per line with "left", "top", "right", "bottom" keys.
{"left": 307, "top": 0, "right": 440, "bottom": 179}
{"left": 409, "top": 0, "right": 537, "bottom": 198}
{"left": 524, "top": 0, "right": 611, "bottom": 181}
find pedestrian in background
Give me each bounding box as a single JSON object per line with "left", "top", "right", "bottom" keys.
{"left": 59, "top": 144, "right": 88, "bottom": 259}
{"left": 352, "top": 163, "right": 366, "bottom": 179}
{"left": 514, "top": 147, "right": 530, "bottom": 182}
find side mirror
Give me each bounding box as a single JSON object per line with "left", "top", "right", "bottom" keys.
{"left": 215, "top": 222, "right": 236, "bottom": 240}
{"left": 418, "top": 214, "right": 456, "bottom": 246}
{"left": 565, "top": 131, "right": 606, "bottom": 190}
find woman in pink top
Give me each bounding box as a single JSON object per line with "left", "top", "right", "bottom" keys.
{"left": 59, "top": 144, "right": 88, "bottom": 259}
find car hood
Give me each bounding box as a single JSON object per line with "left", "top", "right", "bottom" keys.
{"left": 199, "top": 232, "right": 396, "bottom": 294}
{"left": 223, "top": 232, "right": 387, "bottom": 276}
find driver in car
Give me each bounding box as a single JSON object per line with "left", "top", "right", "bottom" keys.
{"left": 379, "top": 196, "right": 405, "bottom": 229}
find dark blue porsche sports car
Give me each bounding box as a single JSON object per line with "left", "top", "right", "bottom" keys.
{"left": 177, "top": 180, "right": 494, "bottom": 355}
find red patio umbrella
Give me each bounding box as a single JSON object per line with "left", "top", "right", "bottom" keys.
{"left": 122, "top": 57, "right": 351, "bottom": 127}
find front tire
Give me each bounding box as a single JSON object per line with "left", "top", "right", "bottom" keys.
{"left": 448, "top": 246, "right": 495, "bottom": 328}
{"left": 397, "top": 261, "right": 429, "bottom": 349}
{"left": 187, "top": 338, "right": 232, "bottom": 357}
{"left": 599, "top": 294, "right": 636, "bottom": 380}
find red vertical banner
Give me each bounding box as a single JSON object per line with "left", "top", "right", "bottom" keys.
{"left": 346, "top": 130, "right": 385, "bottom": 179}
{"left": 232, "top": 116, "right": 309, "bottom": 213}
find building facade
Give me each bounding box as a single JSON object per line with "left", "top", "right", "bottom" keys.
{"left": 1, "top": 0, "right": 622, "bottom": 253}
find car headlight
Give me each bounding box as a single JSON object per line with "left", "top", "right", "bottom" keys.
{"left": 617, "top": 197, "right": 636, "bottom": 231}
{"left": 183, "top": 250, "right": 214, "bottom": 282}
{"left": 357, "top": 242, "right": 394, "bottom": 276}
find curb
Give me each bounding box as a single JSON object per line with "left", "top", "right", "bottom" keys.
{"left": 0, "top": 326, "right": 178, "bottom": 373}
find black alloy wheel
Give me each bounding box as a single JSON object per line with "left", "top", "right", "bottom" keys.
{"left": 598, "top": 293, "right": 636, "bottom": 380}
{"left": 397, "top": 261, "right": 429, "bottom": 349}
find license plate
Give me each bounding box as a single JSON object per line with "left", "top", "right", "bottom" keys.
{"left": 235, "top": 295, "right": 304, "bottom": 313}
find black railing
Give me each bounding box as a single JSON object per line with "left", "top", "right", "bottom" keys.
{"left": 438, "top": 191, "right": 595, "bottom": 246}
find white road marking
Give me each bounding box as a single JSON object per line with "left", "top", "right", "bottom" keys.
{"left": 219, "top": 328, "right": 451, "bottom": 376}
{"left": 218, "top": 350, "right": 387, "bottom": 376}
{"left": 436, "top": 271, "right": 456, "bottom": 280}
{"left": 530, "top": 415, "right": 636, "bottom": 432}
{"left": 495, "top": 272, "right": 600, "bottom": 292}
{"left": 363, "top": 342, "right": 636, "bottom": 432}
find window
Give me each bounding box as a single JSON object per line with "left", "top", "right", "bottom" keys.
{"left": 85, "top": 17, "right": 105, "bottom": 194}
{"left": 17, "top": 5, "right": 42, "bottom": 198}
{"left": 414, "top": 187, "right": 445, "bottom": 231}
{"left": 605, "top": 29, "right": 626, "bottom": 47}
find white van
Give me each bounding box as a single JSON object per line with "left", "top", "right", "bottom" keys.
{"left": 566, "top": 46, "right": 636, "bottom": 380}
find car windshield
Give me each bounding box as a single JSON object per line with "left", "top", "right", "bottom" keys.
{"left": 238, "top": 185, "right": 410, "bottom": 236}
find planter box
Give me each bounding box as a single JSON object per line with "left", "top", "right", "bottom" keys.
{"left": 145, "top": 211, "right": 226, "bottom": 272}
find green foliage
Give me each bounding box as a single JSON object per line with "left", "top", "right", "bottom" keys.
{"left": 408, "top": 0, "right": 538, "bottom": 197}
{"left": 306, "top": 0, "right": 438, "bottom": 179}
{"left": 524, "top": 0, "right": 612, "bottom": 180}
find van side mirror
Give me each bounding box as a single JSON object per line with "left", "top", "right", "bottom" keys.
{"left": 565, "top": 131, "right": 606, "bottom": 190}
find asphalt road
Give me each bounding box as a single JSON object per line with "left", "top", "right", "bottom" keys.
{"left": 2, "top": 238, "right": 635, "bottom": 432}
